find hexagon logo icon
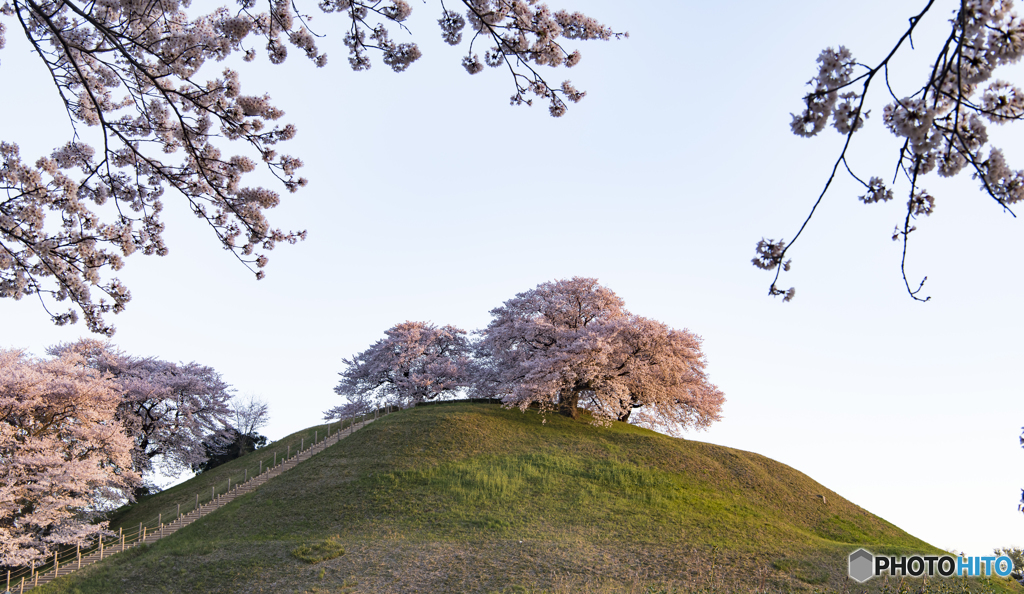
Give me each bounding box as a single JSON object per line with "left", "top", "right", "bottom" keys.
{"left": 848, "top": 548, "right": 874, "bottom": 583}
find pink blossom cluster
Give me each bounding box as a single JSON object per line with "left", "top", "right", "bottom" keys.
{"left": 0, "top": 0, "right": 315, "bottom": 333}
{"left": 328, "top": 279, "right": 725, "bottom": 436}
{"left": 0, "top": 0, "right": 615, "bottom": 333}
{"left": 0, "top": 348, "right": 138, "bottom": 566}
{"left": 474, "top": 277, "right": 725, "bottom": 434}
{"left": 446, "top": 0, "right": 621, "bottom": 116}
{"left": 47, "top": 339, "right": 234, "bottom": 486}
{"left": 329, "top": 321, "right": 473, "bottom": 412}
{"left": 1, "top": 339, "right": 237, "bottom": 564}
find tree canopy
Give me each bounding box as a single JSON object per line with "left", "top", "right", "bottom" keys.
{"left": 326, "top": 321, "right": 473, "bottom": 418}
{"left": 47, "top": 339, "right": 234, "bottom": 497}
{"left": 1, "top": 340, "right": 241, "bottom": 563}
{"left": 329, "top": 278, "right": 725, "bottom": 435}
{"left": 0, "top": 348, "right": 137, "bottom": 566}
{"left": 474, "top": 277, "right": 725, "bottom": 433}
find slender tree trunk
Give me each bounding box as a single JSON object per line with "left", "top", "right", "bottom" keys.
{"left": 617, "top": 408, "right": 632, "bottom": 422}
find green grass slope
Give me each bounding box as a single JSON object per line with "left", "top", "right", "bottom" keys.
{"left": 104, "top": 418, "right": 356, "bottom": 533}
{"left": 37, "top": 403, "right": 1018, "bottom": 594}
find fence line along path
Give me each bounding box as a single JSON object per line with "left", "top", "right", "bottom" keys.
{"left": 11, "top": 411, "right": 388, "bottom": 593}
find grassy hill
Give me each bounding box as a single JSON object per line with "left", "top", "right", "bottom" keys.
{"left": 35, "top": 403, "right": 1019, "bottom": 594}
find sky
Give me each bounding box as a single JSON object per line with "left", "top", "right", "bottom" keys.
{"left": 1, "top": 0, "right": 1022, "bottom": 556}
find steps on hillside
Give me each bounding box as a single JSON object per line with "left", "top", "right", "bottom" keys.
{"left": 15, "top": 418, "right": 376, "bottom": 592}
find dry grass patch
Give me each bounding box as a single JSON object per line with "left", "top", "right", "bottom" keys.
{"left": 292, "top": 535, "right": 346, "bottom": 564}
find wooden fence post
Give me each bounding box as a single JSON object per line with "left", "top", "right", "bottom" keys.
{"left": 120, "top": 527, "right": 124, "bottom": 552}
{"left": 177, "top": 503, "right": 181, "bottom": 523}
{"left": 211, "top": 486, "right": 215, "bottom": 504}
{"left": 196, "top": 493, "right": 199, "bottom": 513}
{"left": 100, "top": 536, "right": 104, "bottom": 560}
{"left": 138, "top": 523, "right": 142, "bottom": 545}
{"left": 7, "top": 568, "right": 10, "bottom": 592}
{"left": 77, "top": 542, "right": 81, "bottom": 568}
{"left": 260, "top": 460, "right": 263, "bottom": 474}
{"left": 54, "top": 551, "right": 58, "bottom": 576}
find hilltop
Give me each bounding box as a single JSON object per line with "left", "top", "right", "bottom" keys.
{"left": 34, "top": 402, "right": 1016, "bottom": 593}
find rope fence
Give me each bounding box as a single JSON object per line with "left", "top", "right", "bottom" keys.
{"left": 3, "top": 406, "right": 399, "bottom": 593}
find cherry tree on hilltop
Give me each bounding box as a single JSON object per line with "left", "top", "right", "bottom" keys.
{"left": 474, "top": 277, "right": 725, "bottom": 434}
{"left": 0, "top": 0, "right": 620, "bottom": 335}
{"left": 0, "top": 348, "right": 138, "bottom": 566}
{"left": 48, "top": 339, "right": 233, "bottom": 497}
{"left": 325, "top": 321, "right": 472, "bottom": 417}
{"left": 757, "top": 0, "right": 1024, "bottom": 301}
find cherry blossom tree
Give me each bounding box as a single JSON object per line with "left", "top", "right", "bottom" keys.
{"left": 0, "top": 0, "right": 620, "bottom": 335}
{"left": 48, "top": 339, "right": 232, "bottom": 497}
{"left": 756, "top": 0, "right": 1024, "bottom": 301}
{"left": 325, "top": 321, "right": 472, "bottom": 417}
{"left": 473, "top": 277, "right": 725, "bottom": 434}
{"left": 0, "top": 348, "right": 138, "bottom": 566}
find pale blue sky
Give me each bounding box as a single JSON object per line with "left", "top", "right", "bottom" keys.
{"left": 1, "top": 0, "right": 1021, "bottom": 555}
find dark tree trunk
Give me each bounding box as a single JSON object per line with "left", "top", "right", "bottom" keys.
{"left": 617, "top": 408, "right": 632, "bottom": 422}
{"left": 559, "top": 389, "right": 580, "bottom": 418}
{"left": 132, "top": 484, "right": 153, "bottom": 501}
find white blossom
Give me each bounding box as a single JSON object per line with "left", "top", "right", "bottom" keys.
{"left": 859, "top": 177, "right": 894, "bottom": 204}
{"left": 790, "top": 46, "right": 857, "bottom": 137}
